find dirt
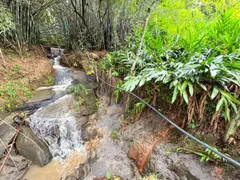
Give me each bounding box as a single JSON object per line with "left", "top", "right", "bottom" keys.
{"left": 0, "top": 46, "right": 54, "bottom": 117}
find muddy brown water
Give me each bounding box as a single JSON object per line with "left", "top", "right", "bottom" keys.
{"left": 24, "top": 152, "right": 87, "bottom": 180}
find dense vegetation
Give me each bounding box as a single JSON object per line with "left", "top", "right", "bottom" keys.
{"left": 1, "top": 0, "right": 240, "bottom": 142}
{"left": 100, "top": 0, "right": 240, "bottom": 141}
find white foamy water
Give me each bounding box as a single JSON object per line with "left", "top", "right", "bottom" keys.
{"left": 53, "top": 56, "right": 73, "bottom": 86}
{"left": 29, "top": 114, "right": 82, "bottom": 159}
{"left": 27, "top": 54, "right": 80, "bottom": 160}
{"left": 27, "top": 95, "right": 83, "bottom": 159}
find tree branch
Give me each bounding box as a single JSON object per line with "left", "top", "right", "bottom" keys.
{"left": 131, "top": 0, "right": 159, "bottom": 76}
{"left": 70, "top": 0, "right": 96, "bottom": 46}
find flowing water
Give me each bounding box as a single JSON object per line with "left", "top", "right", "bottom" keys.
{"left": 23, "top": 52, "right": 87, "bottom": 179}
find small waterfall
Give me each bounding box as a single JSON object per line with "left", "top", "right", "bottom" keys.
{"left": 53, "top": 56, "right": 73, "bottom": 86}
{"left": 27, "top": 50, "right": 83, "bottom": 160}
{"left": 28, "top": 95, "right": 83, "bottom": 159}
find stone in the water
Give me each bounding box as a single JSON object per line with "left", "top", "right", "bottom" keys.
{"left": 72, "top": 71, "right": 87, "bottom": 84}
{"left": 0, "top": 113, "right": 17, "bottom": 156}
{"left": 16, "top": 126, "right": 52, "bottom": 166}
{"left": 28, "top": 89, "right": 55, "bottom": 103}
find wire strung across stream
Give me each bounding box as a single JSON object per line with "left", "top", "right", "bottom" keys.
{"left": 96, "top": 75, "right": 240, "bottom": 168}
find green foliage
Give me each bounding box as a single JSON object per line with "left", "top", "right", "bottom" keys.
{"left": 188, "top": 120, "right": 198, "bottom": 129}
{"left": 176, "top": 147, "right": 227, "bottom": 163}
{"left": 44, "top": 75, "right": 55, "bottom": 86}
{"left": 0, "top": 82, "right": 32, "bottom": 112}
{"left": 0, "top": 2, "right": 15, "bottom": 35}
{"left": 106, "top": 172, "right": 111, "bottom": 180}
{"left": 13, "top": 64, "right": 21, "bottom": 72}
{"left": 114, "top": 80, "right": 123, "bottom": 103}
{"left": 111, "top": 129, "right": 120, "bottom": 140}
{"left": 101, "top": 3, "right": 240, "bottom": 126}
{"left": 75, "top": 96, "right": 84, "bottom": 110}
{"left": 138, "top": 174, "right": 158, "bottom": 180}
{"left": 69, "top": 84, "right": 89, "bottom": 96}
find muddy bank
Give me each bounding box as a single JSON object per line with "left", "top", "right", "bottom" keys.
{"left": 0, "top": 47, "right": 54, "bottom": 117}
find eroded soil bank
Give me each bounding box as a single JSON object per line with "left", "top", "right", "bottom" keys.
{"left": 0, "top": 47, "right": 54, "bottom": 118}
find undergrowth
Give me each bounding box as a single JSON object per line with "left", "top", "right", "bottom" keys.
{"left": 100, "top": 3, "right": 240, "bottom": 138}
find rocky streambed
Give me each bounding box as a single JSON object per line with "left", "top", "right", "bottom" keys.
{"left": 0, "top": 49, "right": 239, "bottom": 180}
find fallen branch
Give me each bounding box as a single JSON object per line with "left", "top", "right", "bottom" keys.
{"left": 0, "top": 126, "right": 21, "bottom": 173}
{"left": 0, "top": 139, "right": 18, "bottom": 172}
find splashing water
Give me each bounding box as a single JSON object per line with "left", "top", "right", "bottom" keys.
{"left": 53, "top": 56, "right": 73, "bottom": 86}
{"left": 26, "top": 54, "right": 82, "bottom": 160}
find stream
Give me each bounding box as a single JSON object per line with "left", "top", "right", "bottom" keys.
{"left": 23, "top": 52, "right": 88, "bottom": 180}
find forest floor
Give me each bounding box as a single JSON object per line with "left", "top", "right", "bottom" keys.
{"left": 0, "top": 46, "right": 53, "bottom": 118}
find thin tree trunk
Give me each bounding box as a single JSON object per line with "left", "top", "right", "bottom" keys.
{"left": 130, "top": 0, "right": 159, "bottom": 76}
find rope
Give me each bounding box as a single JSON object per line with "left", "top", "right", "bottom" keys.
{"left": 96, "top": 75, "right": 240, "bottom": 168}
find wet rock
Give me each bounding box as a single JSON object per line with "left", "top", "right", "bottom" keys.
{"left": 72, "top": 71, "right": 87, "bottom": 84}
{"left": 76, "top": 117, "right": 89, "bottom": 130}
{"left": 28, "top": 89, "right": 55, "bottom": 103}
{"left": 74, "top": 104, "right": 140, "bottom": 180}
{"left": 27, "top": 95, "right": 82, "bottom": 159}
{"left": 50, "top": 48, "right": 64, "bottom": 57}
{"left": 36, "top": 94, "right": 77, "bottom": 117}
{"left": 0, "top": 113, "right": 17, "bottom": 156}
{"left": 81, "top": 124, "right": 98, "bottom": 141}
{"left": 16, "top": 126, "right": 52, "bottom": 166}
{"left": 89, "top": 137, "right": 138, "bottom": 179}
{"left": 145, "top": 143, "right": 215, "bottom": 180}
{"left": 76, "top": 83, "right": 98, "bottom": 116}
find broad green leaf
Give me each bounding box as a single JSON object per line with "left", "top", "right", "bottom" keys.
{"left": 224, "top": 101, "right": 230, "bottom": 121}
{"left": 188, "top": 83, "right": 194, "bottom": 96}
{"left": 227, "top": 99, "right": 238, "bottom": 114}
{"left": 180, "top": 81, "right": 189, "bottom": 94}
{"left": 211, "top": 87, "right": 219, "bottom": 100}
{"left": 139, "top": 78, "right": 145, "bottom": 87}
{"left": 198, "top": 83, "right": 207, "bottom": 91}
{"left": 183, "top": 90, "right": 188, "bottom": 104}
{"left": 172, "top": 86, "right": 179, "bottom": 104}
{"left": 216, "top": 97, "right": 225, "bottom": 111}
{"left": 220, "top": 90, "right": 240, "bottom": 104}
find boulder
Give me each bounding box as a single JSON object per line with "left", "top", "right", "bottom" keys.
{"left": 87, "top": 137, "right": 138, "bottom": 179}
{"left": 0, "top": 113, "right": 17, "bottom": 156}
{"left": 145, "top": 143, "right": 215, "bottom": 180}
{"left": 28, "top": 89, "right": 55, "bottom": 103}
{"left": 16, "top": 126, "right": 52, "bottom": 166}
{"left": 73, "top": 104, "right": 140, "bottom": 180}
{"left": 76, "top": 82, "right": 98, "bottom": 116}
{"left": 72, "top": 71, "right": 87, "bottom": 84}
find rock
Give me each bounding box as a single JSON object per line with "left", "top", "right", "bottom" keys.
{"left": 0, "top": 113, "right": 17, "bottom": 156}
{"left": 73, "top": 104, "right": 140, "bottom": 180}
{"left": 77, "top": 83, "right": 98, "bottom": 116}
{"left": 50, "top": 48, "right": 64, "bottom": 57}
{"left": 16, "top": 126, "right": 52, "bottom": 166}
{"left": 81, "top": 124, "right": 98, "bottom": 141}
{"left": 72, "top": 71, "right": 87, "bottom": 84}
{"left": 87, "top": 138, "right": 138, "bottom": 179}
{"left": 145, "top": 143, "right": 215, "bottom": 180}
{"left": 36, "top": 94, "right": 77, "bottom": 118}
{"left": 76, "top": 117, "right": 89, "bottom": 130}
{"left": 28, "top": 89, "right": 55, "bottom": 103}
